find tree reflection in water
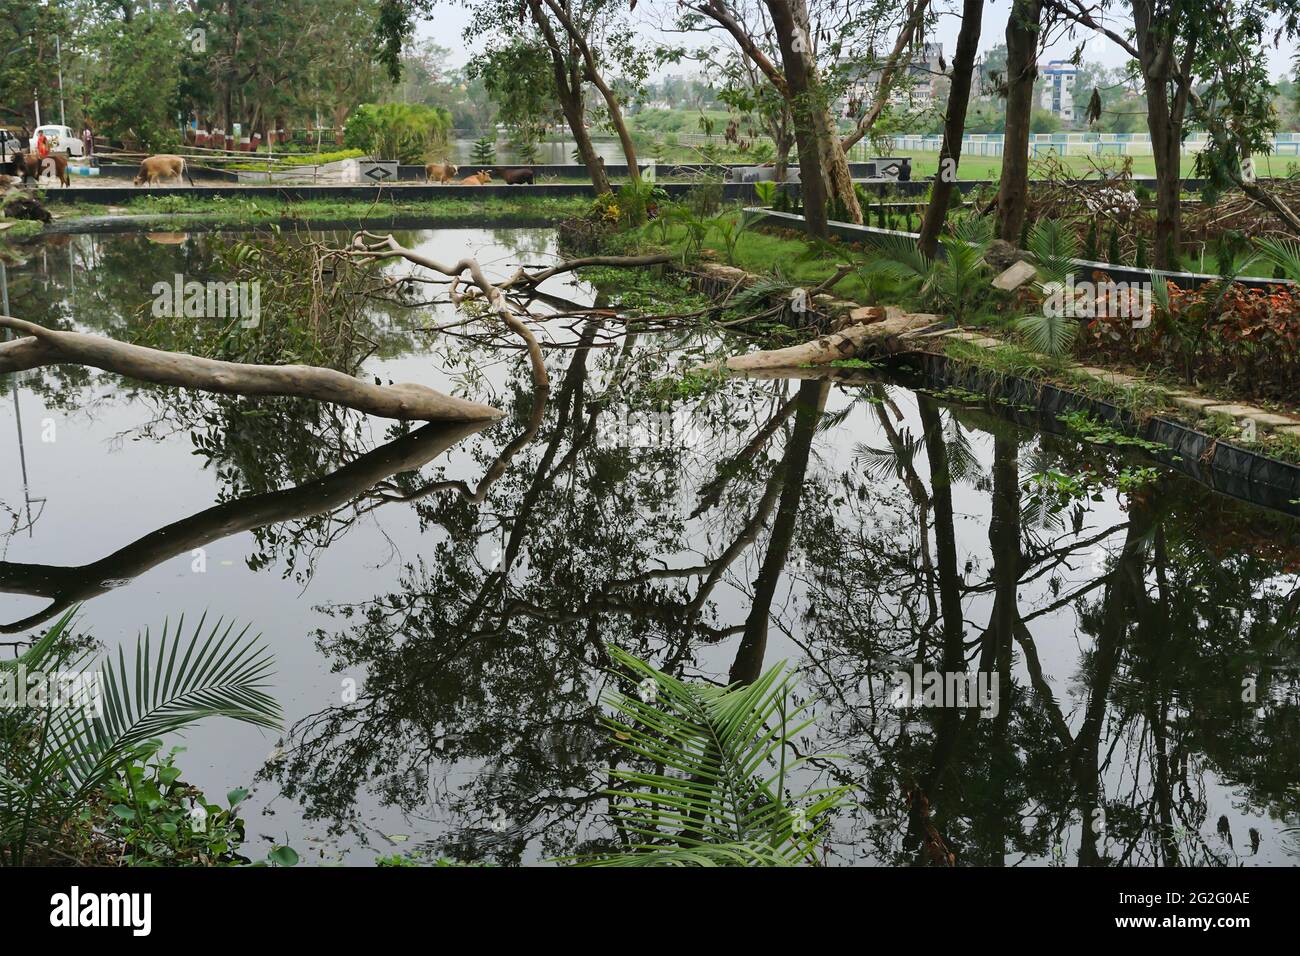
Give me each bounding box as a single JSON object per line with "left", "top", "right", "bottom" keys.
{"left": 4, "top": 230, "right": 1298, "bottom": 866}
{"left": 258, "top": 322, "right": 1300, "bottom": 867}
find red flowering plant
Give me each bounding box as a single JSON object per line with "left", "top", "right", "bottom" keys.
{"left": 1082, "top": 275, "right": 1300, "bottom": 401}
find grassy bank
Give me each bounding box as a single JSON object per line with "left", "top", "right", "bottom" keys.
{"left": 44, "top": 193, "right": 596, "bottom": 231}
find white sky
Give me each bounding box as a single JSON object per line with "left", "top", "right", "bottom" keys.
{"left": 418, "top": 0, "right": 1299, "bottom": 81}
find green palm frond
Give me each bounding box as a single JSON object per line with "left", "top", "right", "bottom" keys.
{"left": 950, "top": 214, "right": 993, "bottom": 251}
{"left": 2, "top": 609, "right": 280, "bottom": 857}
{"left": 864, "top": 231, "right": 934, "bottom": 281}
{"left": 1255, "top": 237, "right": 1300, "bottom": 282}
{"left": 729, "top": 266, "right": 796, "bottom": 312}
{"left": 1017, "top": 223, "right": 1081, "bottom": 357}
{"left": 1027, "top": 217, "right": 1081, "bottom": 290}
{"left": 1149, "top": 269, "right": 1172, "bottom": 318}
{"left": 573, "top": 648, "right": 848, "bottom": 867}
{"left": 935, "top": 234, "right": 986, "bottom": 313}
{"left": 1015, "top": 309, "right": 1078, "bottom": 357}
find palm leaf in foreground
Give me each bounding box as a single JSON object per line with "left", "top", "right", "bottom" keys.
{"left": 1255, "top": 237, "right": 1300, "bottom": 282}
{"left": 2, "top": 609, "right": 281, "bottom": 859}
{"left": 574, "top": 647, "right": 848, "bottom": 867}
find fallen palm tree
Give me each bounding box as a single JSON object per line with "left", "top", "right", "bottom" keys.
{"left": 0, "top": 315, "right": 503, "bottom": 422}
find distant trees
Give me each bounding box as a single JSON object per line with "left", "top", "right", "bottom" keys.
{"left": 471, "top": 40, "right": 558, "bottom": 159}
{"left": 343, "top": 103, "right": 452, "bottom": 162}
{"left": 0, "top": 1, "right": 70, "bottom": 128}
{"left": 457, "top": 0, "right": 652, "bottom": 193}
{"left": 85, "top": 12, "right": 185, "bottom": 149}
{"left": 1046, "top": 0, "right": 1300, "bottom": 263}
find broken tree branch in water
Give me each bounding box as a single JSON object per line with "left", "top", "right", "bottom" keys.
{"left": 0, "top": 315, "right": 504, "bottom": 423}
{"left": 345, "top": 231, "right": 552, "bottom": 397}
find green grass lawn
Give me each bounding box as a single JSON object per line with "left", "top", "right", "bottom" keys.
{"left": 636, "top": 213, "right": 883, "bottom": 305}
{"left": 901, "top": 149, "right": 1298, "bottom": 181}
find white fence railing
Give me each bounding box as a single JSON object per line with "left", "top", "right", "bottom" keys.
{"left": 657, "top": 130, "right": 1300, "bottom": 160}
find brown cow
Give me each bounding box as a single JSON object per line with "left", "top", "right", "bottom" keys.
{"left": 133, "top": 154, "right": 195, "bottom": 186}
{"left": 458, "top": 170, "right": 492, "bottom": 185}
{"left": 500, "top": 167, "right": 534, "bottom": 185}
{"left": 425, "top": 162, "right": 458, "bottom": 183}
{"left": 18, "top": 153, "right": 70, "bottom": 188}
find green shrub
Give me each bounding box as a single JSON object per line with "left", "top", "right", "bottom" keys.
{"left": 344, "top": 103, "right": 452, "bottom": 164}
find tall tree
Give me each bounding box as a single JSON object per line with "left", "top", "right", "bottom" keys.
{"left": 536, "top": 0, "right": 646, "bottom": 183}
{"left": 681, "top": 0, "right": 856, "bottom": 233}
{"left": 995, "top": 0, "right": 1044, "bottom": 244}
{"left": 918, "top": 0, "right": 984, "bottom": 257}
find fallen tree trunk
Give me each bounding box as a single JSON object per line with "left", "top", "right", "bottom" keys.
{"left": 715, "top": 312, "right": 940, "bottom": 371}
{"left": 0, "top": 315, "right": 503, "bottom": 422}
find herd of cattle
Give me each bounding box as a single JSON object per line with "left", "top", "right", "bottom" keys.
{"left": 423, "top": 163, "right": 534, "bottom": 185}
{"left": 4, "top": 153, "right": 538, "bottom": 188}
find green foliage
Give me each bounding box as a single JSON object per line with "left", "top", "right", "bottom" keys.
{"left": 1255, "top": 237, "right": 1300, "bottom": 282}
{"left": 1017, "top": 218, "right": 1081, "bottom": 357}
{"left": 571, "top": 647, "right": 849, "bottom": 866}
{"left": 86, "top": 13, "right": 185, "bottom": 150}
{"left": 863, "top": 216, "right": 993, "bottom": 324}
{"left": 472, "top": 40, "right": 556, "bottom": 156}
{"left": 616, "top": 178, "right": 669, "bottom": 229}
{"left": 1, "top": 610, "right": 281, "bottom": 865}
{"left": 344, "top": 102, "right": 451, "bottom": 163}
{"left": 709, "top": 209, "right": 766, "bottom": 265}
{"left": 1058, "top": 410, "right": 1168, "bottom": 453}
{"left": 98, "top": 742, "right": 294, "bottom": 866}
{"left": 471, "top": 135, "right": 498, "bottom": 165}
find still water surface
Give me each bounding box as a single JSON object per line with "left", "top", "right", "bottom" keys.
{"left": 2, "top": 227, "right": 1298, "bottom": 865}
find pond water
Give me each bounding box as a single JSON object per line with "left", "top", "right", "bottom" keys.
{"left": 2, "top": 227, "right": 1298, "bottom": 866}
{"left": 449, "top": 136, "right": 628, "bottom": 166}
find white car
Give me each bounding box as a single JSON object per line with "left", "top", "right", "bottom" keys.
{"left": 33, "top": 125, "right": 85, "bottom": 158}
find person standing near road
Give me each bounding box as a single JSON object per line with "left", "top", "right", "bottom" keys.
{"left": 36, "top": 130, "right": 49, "bottom": 159}
{"left": 82, "top": 124, "right": 93, "bottom": 157}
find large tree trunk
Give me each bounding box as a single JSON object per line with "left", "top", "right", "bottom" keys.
{"left": 764, "top": 0, "right": 827, "bottom": 235}
{"left": 776, "top": 0, "right": 861, "bottom": 223}
{"left": 811, "top": 95, "right": 862, "bottom": 223}
{"left": 1134, "top": 1, "right": 1194, "bottom": 270}
{"left": 528, "top": 0, "right": 611, "bottom": 194}
{"left": 995, "top": 0, "right": 1041, "bottom": 243}
{"left": 559, "top": 77, "right": 610, "bottom": 194}
{"left": 918, "top": 0, "right": 984, "bottom": 258}
{"left": 541, "top": 0, "right": 640, "bottom": 183}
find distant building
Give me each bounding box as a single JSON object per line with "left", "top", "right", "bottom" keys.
{"left": 902, "top": 43, "right": 946, "bottom": 106}
{"left": 837, "top": 42, "right": 948, "bottom": 120}
{"left": 1040, "top": 60, "right": 1078, "bottom": 121}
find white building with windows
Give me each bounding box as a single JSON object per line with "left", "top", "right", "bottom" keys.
{"left": 1040, "top": 60, "right": 1078, "bottom": 121}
